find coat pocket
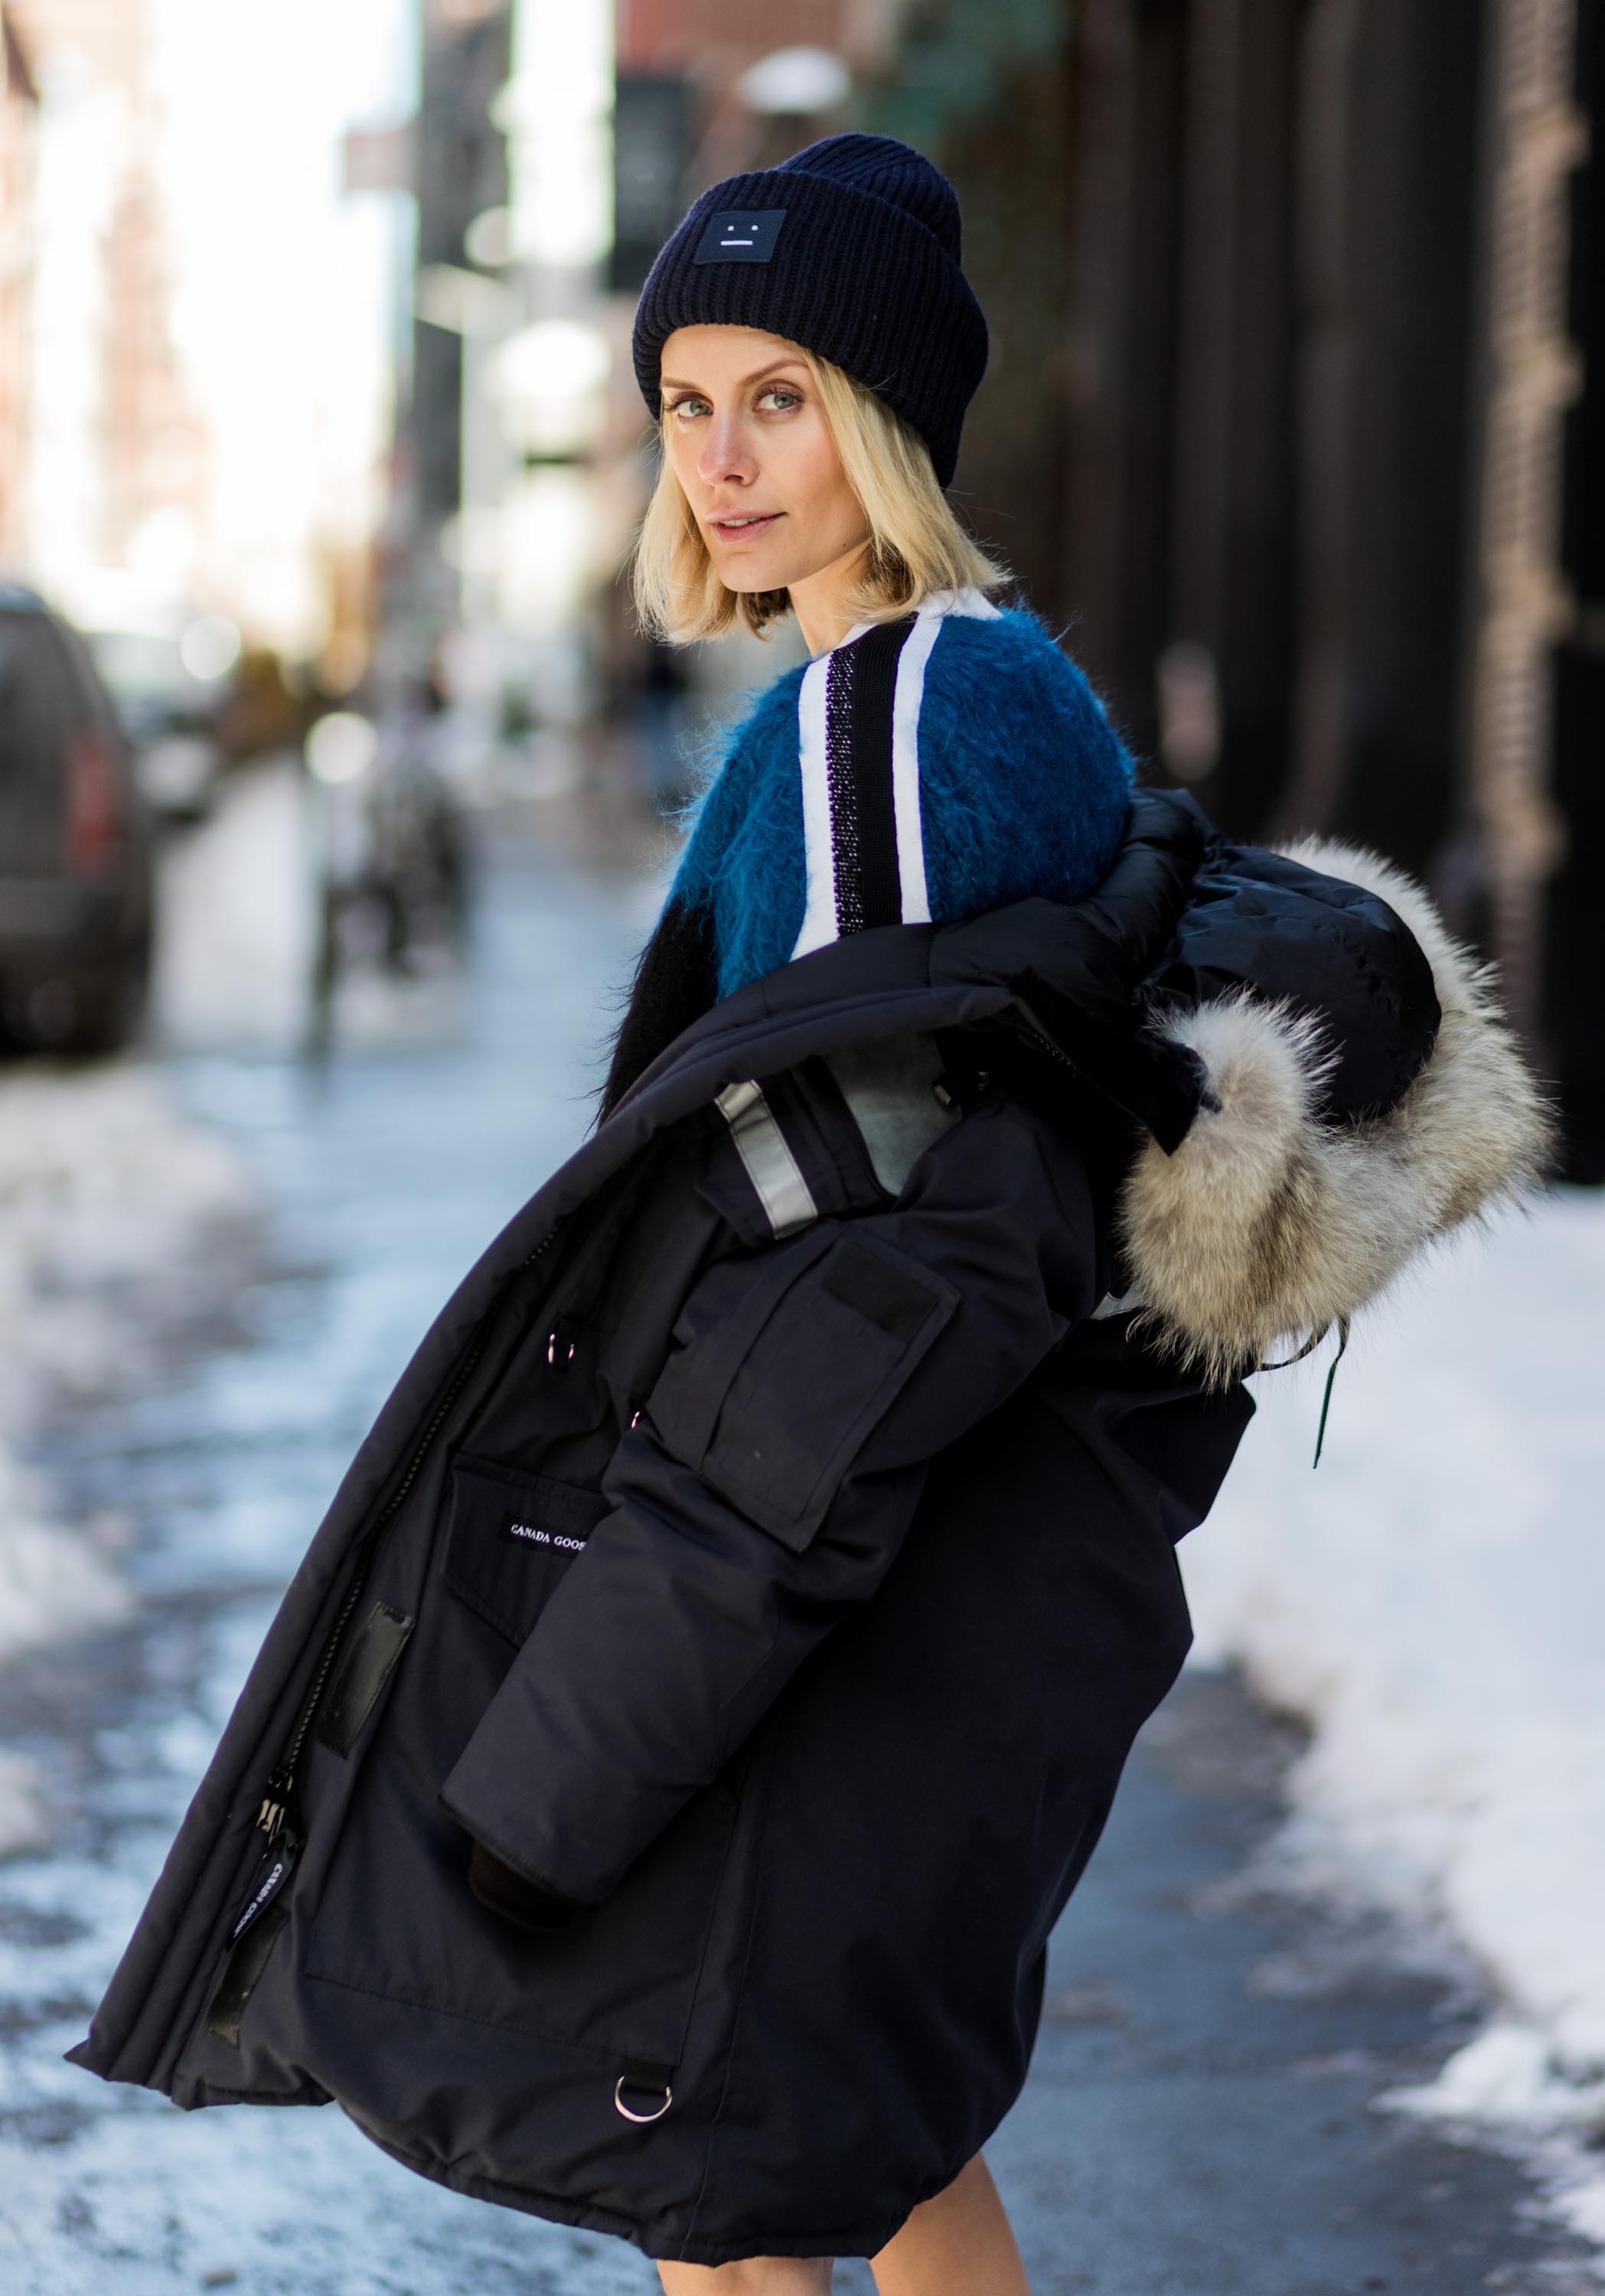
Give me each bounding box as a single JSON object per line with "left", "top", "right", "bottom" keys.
{"left": 648, "top": 1228, "right": 958, "bottom": 1551}
{"left": 305, "top": 1440, "right": 745, "bottom": 2071}
{"left": 440, "top": 1455, "right": 608, "bottom": 1646}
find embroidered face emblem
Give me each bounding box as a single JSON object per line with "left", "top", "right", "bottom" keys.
{"left": 693, "top": 209, "right": 788, "bottom": 265}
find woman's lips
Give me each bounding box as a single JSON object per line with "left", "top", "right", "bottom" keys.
{"left": 709, "top": 511, "right": 782, "bottom": 543}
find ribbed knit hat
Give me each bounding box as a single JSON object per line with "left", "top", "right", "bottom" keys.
{"left": 631, "top": 133, "right": 988, "bottom": 488}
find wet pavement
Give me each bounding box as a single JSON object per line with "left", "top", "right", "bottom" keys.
{"left": 0, "top": 827, "right": 1595, "bottom": 2294}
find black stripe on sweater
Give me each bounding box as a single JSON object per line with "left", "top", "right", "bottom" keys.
{"left": 824, "top": 615, "right": 916, "bottom": 935}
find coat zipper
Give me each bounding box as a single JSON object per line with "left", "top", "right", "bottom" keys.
{"left": 204, "top": 1224, "right": 568, "bottom": 2035}
{"left": 252, "top": 1218, "right": 567, "bottom": 1851}
{"left": 201, "top": 1211, "right": 573, "bottom": 2048}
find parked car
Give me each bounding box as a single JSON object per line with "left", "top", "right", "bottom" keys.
{"left": 83, "top": 620, "right": 232, "bottom": 823}
{"left": 0, "top": 582, "right": 155, "bottom": 1054}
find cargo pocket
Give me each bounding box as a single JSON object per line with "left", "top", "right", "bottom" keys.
{"left": 648, "top": 1227, "right": 957, "bottom": 1551}
{"left": 441, "top": 1455, "right": 608, "bottom": 1645}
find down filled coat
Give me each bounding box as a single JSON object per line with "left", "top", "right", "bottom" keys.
{"left": 69, "top": 788, "right": 1546, "bottom": 2266}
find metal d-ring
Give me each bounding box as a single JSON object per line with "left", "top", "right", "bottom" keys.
{"left": 614, "top": 2075, "right": 673, "bottom": 2124}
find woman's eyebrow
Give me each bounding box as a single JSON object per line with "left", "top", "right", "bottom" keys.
{"left": 661, "top": 360, "right": 810, "bottom": 393}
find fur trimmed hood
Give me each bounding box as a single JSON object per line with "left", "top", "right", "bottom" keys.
{"left": 605, "top": 781, "right": 1548, "bottom": 1390}
{"left": 1118, "top": 841, "right": 1554, "bottom": 1384}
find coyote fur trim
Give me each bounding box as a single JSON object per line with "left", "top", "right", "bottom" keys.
{"left": 1118, "top": 842, "right": 1554, "bottom": 1384}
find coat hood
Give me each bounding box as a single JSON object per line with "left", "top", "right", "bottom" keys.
{"left": 1122, "top": 835, "right": 1554, "bottom": 1381}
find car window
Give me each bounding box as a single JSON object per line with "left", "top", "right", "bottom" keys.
{"left": 57, "top": 620, "right": 126, "bottom": 739}
{"left": 0, "top": 610, "right": 80, "bottom": 862}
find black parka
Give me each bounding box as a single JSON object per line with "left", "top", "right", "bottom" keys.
{"left": 70, "top": 792, "right": 1456, "bottom": 2265}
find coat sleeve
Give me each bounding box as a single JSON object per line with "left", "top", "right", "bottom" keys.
{"left": 1149, "top": 836, "right": 1444, "bottom": 1121}
{"left": 439, "top": 1090, "right": 1101, "bottom": 1908}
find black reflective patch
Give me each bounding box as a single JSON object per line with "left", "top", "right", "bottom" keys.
{"left": 693, "top": 207, "right": 788, "bottom": 264}
{"left": 315, "top": 1600, "right": 413, "bottom": 1758}
{"left": 821, "top": 1237, "right": 938, "bottom": 1344}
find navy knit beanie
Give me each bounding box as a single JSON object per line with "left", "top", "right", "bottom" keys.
{"left": 631, "top": 133, "right": 988, "bottom": 488}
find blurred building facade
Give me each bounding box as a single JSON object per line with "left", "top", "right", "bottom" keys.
{"left": 2, "top": 0, "right": 206, "bottom": 619}
{"left": 858, "top": 0, "right": 1600, "bottom": 1176}
{"left": 0, "top": 7, "right": 39, "bottom": 569}
{"left": 383, "top": 0, "right": 512, "bottom": 666}
{"left": 613, "top": 0, "right": 889, "bottom": 257}
{"left": 386, "top": 0, "right": 1599, "bottom": 1166}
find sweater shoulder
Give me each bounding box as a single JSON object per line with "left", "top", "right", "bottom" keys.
{"left": 921, "top": 607, "right": 1121, "bottom": 731}
{"left": 917, "top": 607, "right": 1134, "bottom": 917}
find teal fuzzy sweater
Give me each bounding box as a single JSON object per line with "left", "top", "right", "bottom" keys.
{"left": 672, "top": 603, "right": 1134, "bottom": 998}
{"left": 599, "top": 598, "right": 1134, "bottom": 1115}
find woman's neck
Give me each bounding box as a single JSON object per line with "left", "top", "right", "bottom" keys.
{"left": 788, "top": 537, "right": 873, "bottom": 656}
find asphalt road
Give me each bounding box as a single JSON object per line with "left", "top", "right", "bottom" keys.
{"left": 0, "top": 820, "right": 1592, "bottom": 2295}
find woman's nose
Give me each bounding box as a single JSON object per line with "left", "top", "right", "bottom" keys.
{"left": 697, "top": 412, "right": 756, "bottom": 488}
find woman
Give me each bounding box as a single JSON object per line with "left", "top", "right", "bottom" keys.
{"left": 71, "top": 136, "right": 1548, "bottom": 2293}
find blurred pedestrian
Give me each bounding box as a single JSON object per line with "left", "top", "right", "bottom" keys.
{"left": 73, "top": 133, "right": 1548, "bottom": 2296}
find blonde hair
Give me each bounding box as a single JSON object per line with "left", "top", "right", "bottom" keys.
{"left": 631, "top": 344, "right": 1006, "bottom": 642}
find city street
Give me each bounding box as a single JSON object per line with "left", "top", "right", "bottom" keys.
{"left": 0, "top": 823, "right": 1597, "bottom": 2296}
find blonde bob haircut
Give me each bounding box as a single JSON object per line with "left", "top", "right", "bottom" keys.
{"left": 631, "top": 343, "right": 1006, "bottom": 643}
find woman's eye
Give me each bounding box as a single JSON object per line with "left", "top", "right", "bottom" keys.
{"left": 667, "top": 396, "right": 710, "bottom": 422}
{"left": 756, "top": 386, "right": 804, "bottom": 413}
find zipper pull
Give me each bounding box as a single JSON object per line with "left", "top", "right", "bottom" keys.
{"left": 228, "top": 1821, "right": 304, "bottom": 1946}
{"left": 256, "top": 1766, "right": 295, "bottom": 1842}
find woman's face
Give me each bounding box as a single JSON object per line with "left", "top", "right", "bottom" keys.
{"left": 658, "top": 325, "right": 869, "bottom": 595}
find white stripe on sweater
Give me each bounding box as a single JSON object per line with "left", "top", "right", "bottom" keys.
{"left": 790, "top": 592, "right": 1001, "bottom": 962}
{"left": 889, "top": 613, "right": 942, "bottom": 925}
{"left": 792, "top": 653, "right": 836, "bottom": 960}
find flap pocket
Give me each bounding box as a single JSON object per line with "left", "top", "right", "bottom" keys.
{"left": 442, "top": 1456, "right": 608, "bottom": 1646}
{"left": 648, "top": 1229, "right": 957, "bottom": 1551}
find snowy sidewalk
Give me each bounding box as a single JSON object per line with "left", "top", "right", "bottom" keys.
{"left": 0, "top": 800, "right": 1600, "bottom": 2280}
{"left": 0, "top": 1065, "right": 259, "bottom": 1852}
{"left": 1183, "top": 1189, "right": 1605, "bottom": 2241}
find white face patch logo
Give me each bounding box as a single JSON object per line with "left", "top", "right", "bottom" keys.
{"left": 693, "top": 208, "right": 788, "bottom": 265}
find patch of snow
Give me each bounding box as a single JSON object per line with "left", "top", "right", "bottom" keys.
{"left": 0, "top": 1453, "right": 129, "bottom": 1668}
{"left": 0, "top": 1752, "right": 47, "bottom": 1858}
{"left": 0, "top": 1063, "right": 260, "bottom": 1684}
{"left": 1385, "top": 2027, "right": 1605, "bottom": 2255}
{"left": 1389, "top": 2024, "right": 1605, "bottom": 2132}
{"left": 1183, "top": 1188, "right": 1605, "bottom": 2242}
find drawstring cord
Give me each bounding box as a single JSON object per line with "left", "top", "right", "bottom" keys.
{"left": 1256, "top": 1318, "right": 1352, "bottom": 1468}
{"left": 1311, "top": 1318, "right": 1349, "bottom": 1469}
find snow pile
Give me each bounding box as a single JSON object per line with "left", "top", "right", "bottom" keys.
{"left": 0, "top": 1748, "right": 48, "bottom": 1857}
{"left": 1182, "top": 1189, "right": 1605, "bottom": 2209}
{"left": 0, "top": 1065, "right": 259, "bottom": 1721}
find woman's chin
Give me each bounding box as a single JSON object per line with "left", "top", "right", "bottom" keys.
{"left": 714, "top": 558, "right": 795, "bottom": 596}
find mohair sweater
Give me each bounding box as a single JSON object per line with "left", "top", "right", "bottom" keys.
{"left": 602, "top": 592, "right": 1134, "bottom": 1114}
